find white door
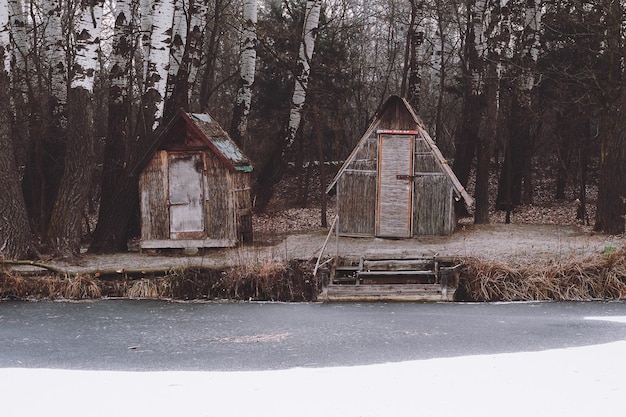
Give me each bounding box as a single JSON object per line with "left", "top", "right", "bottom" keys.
{"left": 168, "top": 154, "right": 204, "bottom": 238}
{"left": 376, "top": 134, "right": 414, "bottom": 237}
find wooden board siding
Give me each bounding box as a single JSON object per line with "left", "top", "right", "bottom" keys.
{"left": 414, "top": 138, "right": 441, "bottom": 173}
{"left": 140, "top": 151, "right": 169, "bottom": 240}
{"left": 414, "top": 175, "right": 454, "bottom": 235}
{"left": 376, "top": 134, "right": 414, "bottom": 238}
{"left": 203, "top": 152, "right": 237, "bottom": 241}
{"left": 233, "top": 172, "right": 253, "bottom": 242}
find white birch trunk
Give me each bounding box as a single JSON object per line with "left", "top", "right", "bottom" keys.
{"left": 0, "top": 0, "right": 9, "bottom": 73}
{"left": 143, "top": 0, "right": 175, "bottom": 129}
{"left": 520, "top": 0, "right": 542, "bottom": 98}
{"left": 286, "top": 0, "right": 321, "bottom": 148}
{"left": 188, "top": 0, "right": 209, "bottom": 109}
{"left": 167, "top": 0, "right": 188, "bottom": 99}
{"left": 71, "top": 1, "right": 105, "bottom": 92}
{"left": 140, "top": 0, "right": 153, "bottom": 82}
{"left": 8, "top": 0, "right": 28, "bottom": 73}
{"left": 110, "top": 0, "right": 133, "bottom": 105}
{"left": 42, "top": 0, "right": 67, "bottom": 106}
{"left": 233, "top": 0, "right": 258, "bottom": 141}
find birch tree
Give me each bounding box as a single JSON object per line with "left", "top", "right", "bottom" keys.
{"left": 187, "top": 0, "right": 209, "bottom": 111}
{"left": 141, "top": 0, "right": 175, "bottom": 132}
{"left": 285, "top": 0, "right": 321, "bottom": 149}
{"left": 164, "top": 0, "right": 188, "bottom": 118}
{"left": 7, "top": 0, "right": 30, "bottom": 169}
{"left": 0, "top": 0, "right": 33, "bottom": 259}
{"left": 42, "top": 0, "right": 67, "bottom": 111}
{"left": 91, "top": 0, "right": 141, "bottom": 252}
{"left": 474, "top": 0, "right": 509, "bottom": 223}
{"left": 48, "top": 0, "right": 105, "bottom": 256}
{"left": 230, "top": 0, "right": 258, "bottom": 146}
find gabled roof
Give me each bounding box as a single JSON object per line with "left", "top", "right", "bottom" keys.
{"left": 137, "top": 110, "right": 252, "bottom": 174}
{"left": 327, "top": 95, "right": 473, "bottom": 207}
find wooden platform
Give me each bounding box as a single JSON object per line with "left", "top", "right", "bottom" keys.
{"left": 319, "top": 284, "right": 455, "bottom": 302}
{"left": 319, "top": 254, "right": 461, "bottom": 302}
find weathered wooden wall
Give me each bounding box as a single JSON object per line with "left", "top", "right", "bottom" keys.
{"left": 204, "top": 152, "right": 237, "bottom": 241}
{"left": 140, "top": 151, "right": 169, "bottom": 240}
{"left": 412, "top": 137, "right": 454, "bottom": 235}
{"left": 413, "top": 175, "right": 454, "bottom": 235}
{"left": 233, "top": 172, "right": 253, "bottom": 242}
{"left": 337, "top": 137, "right": 377, "bottom": 236}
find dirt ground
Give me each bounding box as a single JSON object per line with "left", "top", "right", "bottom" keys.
{"left": 9, "top": 166, "right": 622, "bottom": 276}
{"left": 27, "top": 221, "right": 621, "bottom": 276}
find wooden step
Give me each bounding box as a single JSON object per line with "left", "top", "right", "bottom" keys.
{"left": 323, "top": 284, "right": 455, "bottom": 302}
{"left": 357, "top": 270, "right": 434, "bottom": 276}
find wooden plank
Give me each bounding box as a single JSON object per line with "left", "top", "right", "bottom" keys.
{"left": 324, "top": 284, "right": 455, "bottom": 302}
{"left": 140, "top": 239, "right": 236, "bottom": 249}
{"left": 362, "top": 259, "right": 433, "bottom": 270}
{"left": 358, "top": 270, "right": 434, "bottom": 276}
{"left": 140, "top": 151, "right": 169, "bottom": 240}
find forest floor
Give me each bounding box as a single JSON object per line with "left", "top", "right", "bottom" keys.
{"left": 17, "top": 163, "right": 623, "bottom": 276}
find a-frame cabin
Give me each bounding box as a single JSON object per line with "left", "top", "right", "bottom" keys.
{"left": 327, "top": 95, "right": 472, "bottom": 238}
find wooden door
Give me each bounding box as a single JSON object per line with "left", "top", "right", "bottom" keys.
{"left": 168, "top": 154, "right": 205, "bottom": 239}
{"left": 376, "top": 133, "right": 414, "bottom": 237}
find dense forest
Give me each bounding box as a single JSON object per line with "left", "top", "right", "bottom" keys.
{"left": 0, "top": 0, "right": 625, "bottom": 260}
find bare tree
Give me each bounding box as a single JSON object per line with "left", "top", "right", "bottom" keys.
{"left": 90, "top": 0, "right": 142, "bottom": 252}
{"left": 595, "top": 0, "right": 625, "bottom": 234}
{"left": 0, "top": 0, "right": 33, "bottom": 259}
{"left": 48, "top": 0, "right": 106, "bottom": 256}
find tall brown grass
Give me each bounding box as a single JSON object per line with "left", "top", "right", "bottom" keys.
{"left": 0, "top": 260, "right": 317, "bottom": 301}
{"left": 458, "top": 249, "right": 626, "bottom": 301}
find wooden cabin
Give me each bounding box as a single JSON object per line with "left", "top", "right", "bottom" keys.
{"left": 327, "top": 95, "right": 472, "bottom": 237}
{"left": 138, "top": 110, "right": 253, "bottom": 250}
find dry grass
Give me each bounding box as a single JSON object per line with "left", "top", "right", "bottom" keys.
{"left": 61, "top": 275, "right": 102, "bottom": 299}
{"left": 459, "top": 248, "right": 626, "bottom": 301}
{"left": 127, "top": 278, "right": 160, "bottom": 299}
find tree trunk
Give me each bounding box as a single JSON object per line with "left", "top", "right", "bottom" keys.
{"left": 47, "top": 87, "right": 96, "bottom": 256}
{"left": 0, "top": 3, "right": 33, "bottom": 259}
{"left": 230, "top": 0, "right": 258, "bottom": 147}
{"left": 199, "top": 0, "right": 224, "bottom": 109}
{"left": 452, "top": 0, "right": 486, "bottom": 217}
{"left": 142, "top": 0, "right": 175, "bottom": 130}
{"left": 90, "top": 0, "right": 140, "bottom": 253}
{"left": 48, "top": 1, "right": 104, "bottom": 256}
{"left": 594, "top": 0, "right": 623, "bottom": 234}
{"left": 313, "top": 98, "right": 327, "bottom": 228}
{"left": 595, "top": 108, "right": 626, "bottom": 234}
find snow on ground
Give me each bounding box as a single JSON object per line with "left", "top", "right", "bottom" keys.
{"left": 3, "top": 317, "right": 625, "bottom": 417}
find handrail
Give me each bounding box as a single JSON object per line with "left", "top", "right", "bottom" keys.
{"left": 313, "top": 215, "right": 338, "bottom": 277}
